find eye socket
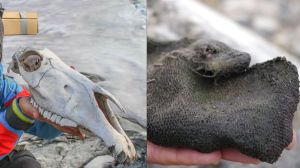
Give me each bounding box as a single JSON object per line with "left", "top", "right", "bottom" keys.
{"left": 21, "top": 54, "right": 43, "bottom": 72}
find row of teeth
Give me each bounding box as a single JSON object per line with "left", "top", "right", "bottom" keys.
{"left": 30, "top": 98, "right": 78, "bottom": 127}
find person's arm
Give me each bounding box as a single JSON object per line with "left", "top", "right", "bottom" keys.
{"left": 25, "top": 120, "right": 62, "bottom": 139}
{"left": 147, "top": 141, "right": 222, "bottom": 165}
{"left": 0, "top": 73, "right": 29, "bottom": 159}
{"left": 0, "top": 74, "right": 61, "bottom": 138}
{"left": 0, "top": 71, "right": 81, "bottom": 139}
{"left": 147, "top": 141, "right": 260, "bottom": 165}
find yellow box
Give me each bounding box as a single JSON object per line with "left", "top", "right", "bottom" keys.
{"left": 2, "top": 11, "right": 38, "bottom": 35}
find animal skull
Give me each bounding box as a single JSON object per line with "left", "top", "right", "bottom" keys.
{"left": 8, "top": 48, "right": 136, "bottom": 164}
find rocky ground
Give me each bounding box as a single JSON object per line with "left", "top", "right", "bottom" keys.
{"left": 18, "top": 118, "right": 146, "bottom": 168}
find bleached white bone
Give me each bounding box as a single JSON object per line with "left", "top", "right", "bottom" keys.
{"left": 8, "top": 48, "right": 136, "bottom": 164}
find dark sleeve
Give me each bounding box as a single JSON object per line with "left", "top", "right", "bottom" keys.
{"left": 26, "top": 121, "right": 62, "bottom": 139}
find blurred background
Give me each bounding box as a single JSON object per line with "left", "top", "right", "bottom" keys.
{"left": 148, "top": 0, "right": 300, "bottom": 167}
{"left": 201, "top": 0, "right": 300, "bottom": 60}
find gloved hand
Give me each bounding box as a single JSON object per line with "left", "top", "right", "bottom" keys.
{"left": 5, "top": 98, "right": 34, "bottom": 130}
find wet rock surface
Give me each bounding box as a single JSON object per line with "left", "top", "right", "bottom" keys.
{"left": 147, "top": 39, "right": 299, "bottom": 163}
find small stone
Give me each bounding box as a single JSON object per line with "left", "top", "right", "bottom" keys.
{"left": 84, "top": 155, "right": 115, "bottom": 168}
{"left": 55, "top": 146, "right": 66, "bottom": 156}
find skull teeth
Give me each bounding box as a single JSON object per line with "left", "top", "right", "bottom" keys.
{"left": 30, "top": 98, "right": 34, "bottom": 104}
{"left": 33, "top": 101, "right": 38, "bottom": 108}
{"left": 43, "top": 111, "right": 49, "bottom": 118}
{"left": 29, "top": 98, "right": 77, "bottom": 127}
{"left": 55, "top": 116, "right": 62, "bottom": 124}
{"left": 50, "top": 114, "right": 57, "bottom": 122}
{"left": 46, "top": 111, "right": 52, "bottom": 119}
{"left": 38, "top": 107, "right": 43, "bottom": 114}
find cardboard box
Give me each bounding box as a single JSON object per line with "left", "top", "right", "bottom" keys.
{"left": 2, "top": 11, "right": 38, "bottom": 35}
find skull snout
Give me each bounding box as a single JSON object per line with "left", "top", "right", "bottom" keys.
{"left": 108, "top": 135, "right": 136, "bottom": 165}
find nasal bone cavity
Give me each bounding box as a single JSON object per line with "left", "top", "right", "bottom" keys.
{"left": 64, "top": 84, "right": 74, "bottom": 94}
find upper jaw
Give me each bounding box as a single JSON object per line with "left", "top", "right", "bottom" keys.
{"left": 29, "top": 97, "right": 78, "bottom": 127}
{"left": 28, "top": 88, "right": 122, "bottom": 132}
{"left": 29, "top": 90, "right": 136, "bottom": 164}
